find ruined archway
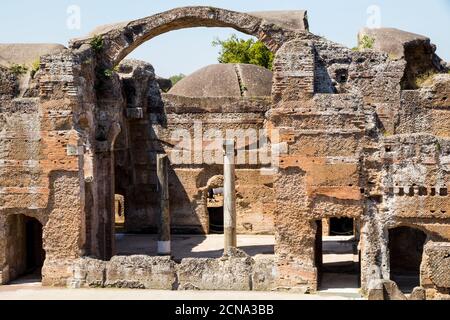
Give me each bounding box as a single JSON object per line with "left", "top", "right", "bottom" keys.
{"left": 70, "top": 6, "right": 308, "bottom": 67}
{"left": 4, "top": 1, "right": 446, "bottom": 294}
{"left": 71, "top": 7, "right": 307, "bottom": 260}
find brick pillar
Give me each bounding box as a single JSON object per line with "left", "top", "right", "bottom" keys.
{"left": 272, "top": 39, "right": 315, "bottom": 104}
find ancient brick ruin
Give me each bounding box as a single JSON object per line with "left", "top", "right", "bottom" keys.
{"left": 0, "top": 7, "right": 449, "bottom": 299}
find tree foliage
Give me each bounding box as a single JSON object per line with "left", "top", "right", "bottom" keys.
{"left": 212, "top": 34, "right": 274, "bottom": 70}
{"left": 170, "top": 73, "right": 185, "bottom": 86}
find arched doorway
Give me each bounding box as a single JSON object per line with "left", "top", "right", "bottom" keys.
{"left": 389, "top": 226, "right": 427, "bottom": 292}
{"left": 7, "top": 215, "right": 45, "bottom": 282}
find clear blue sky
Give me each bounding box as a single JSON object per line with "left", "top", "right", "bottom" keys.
{"left": 1, "top": 0, "right": 449, "bottom": 78}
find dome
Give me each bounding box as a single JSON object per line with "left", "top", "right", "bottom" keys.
{"left": 168, "top": 64, "right": 272, "bottom": 98}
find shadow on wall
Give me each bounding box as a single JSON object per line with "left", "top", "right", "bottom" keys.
{"left": 314, "top": 57, "right": 336, "bottom": 94}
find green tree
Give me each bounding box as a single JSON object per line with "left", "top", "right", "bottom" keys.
{"left": 170, "top": 73, "right": 185, "bottom": 86}
{"left": 212, "top": 34, "right": 274, "bottom": 70}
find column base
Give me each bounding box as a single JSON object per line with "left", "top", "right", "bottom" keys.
{"left": 157, "top": 241, "right": 171, "bottom": 255}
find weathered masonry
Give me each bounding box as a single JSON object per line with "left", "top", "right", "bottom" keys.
{"left": 0, "top": 6, "right": 449, "bottom": 299}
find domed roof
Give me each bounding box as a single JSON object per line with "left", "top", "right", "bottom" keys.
{"left": 168, "top": 64, "right": 272, "bottom": 98}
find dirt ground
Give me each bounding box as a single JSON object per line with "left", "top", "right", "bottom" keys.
{"left": 0, "top": 282, "right": 363, "bottom": 300}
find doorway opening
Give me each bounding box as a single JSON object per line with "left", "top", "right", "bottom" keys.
{"left": 7, "top": 215, "right": 45, "bottom": 283}
{"left": 389, "top": 226, "right": 427, "bottom": 293}
{"left": 25, "top": 217, "right": 45, "bottom": 276}
{"left": 207, "top": 187, "right": 224, "bottom": 234}
{"left": 208, "top": 207, "right": 224, "bottom": 234}
{"left": 114, "top": 194, "right": 126, "bottom": 233}
{"left": 315, "top": 219, "right": 360, "bottom": 294}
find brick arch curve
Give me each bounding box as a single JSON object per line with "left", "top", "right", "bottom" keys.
{"left": 70, "top": 6, "right": 308, "bottom": 67}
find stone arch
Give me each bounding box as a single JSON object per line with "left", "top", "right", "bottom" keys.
{"left": 70, "top": 6, "right": 308, "bottom": 67}
{"left": 386, "top": 221, "right": 446, "bottom": 242}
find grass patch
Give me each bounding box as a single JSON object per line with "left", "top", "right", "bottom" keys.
{"left": 9, "top": 64, "right": 28, "bottom": 76}
{"left": 30, "top": 59, "right": 40, "bottom": 78}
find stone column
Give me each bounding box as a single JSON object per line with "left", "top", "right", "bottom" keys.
{"left": 223, "top": 139, "right": 237, "bottom": 252}
{"left": 157, "top": 154, "right": 171, "bottom": 255}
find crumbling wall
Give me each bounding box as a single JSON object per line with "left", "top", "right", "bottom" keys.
{"left": 113, "top": 60, "right": 161, "bottom": 233}
{"left": 364, "top": 134, "right": 450, "bottom": 292}
{"left": 68, "top": 252, "right": 284, "bottom": 292}
{"left": 268, "top": 36, "right": 398, "bottom": 289}
{"left": 0, "top": 45, "right": 96, "bottom": 285}
{"left": 354, "top": 29, "right": 450, "bottom": 294}
{"left": 265, "top": 27, "right": 450, "bottom": 296}
{"left": 421, "top": 242, "right": 450, "bottom": 298}
{"left": 398, "top": 75, "right": 450, "bottom": 136}
{"left": 0, "top": 67, "right": 18, "bottom": 99}
{"left": 61, "top": 20, "right": 450, "bottom": 297}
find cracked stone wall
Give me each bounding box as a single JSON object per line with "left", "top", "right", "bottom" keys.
{"left": 0, "top": 44, "right": 97, "bottom": 285}
{"left": 68, "top": 252, "right": 281, "bottom": 292}
{"left": 422, "top": 242, "right": 450, "bottom": 298}
{"left": 0, "top": 6, "right": 449, "bottom": 298}
{"left": 267, "top": 29, "right": 450, "bottom": 293}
